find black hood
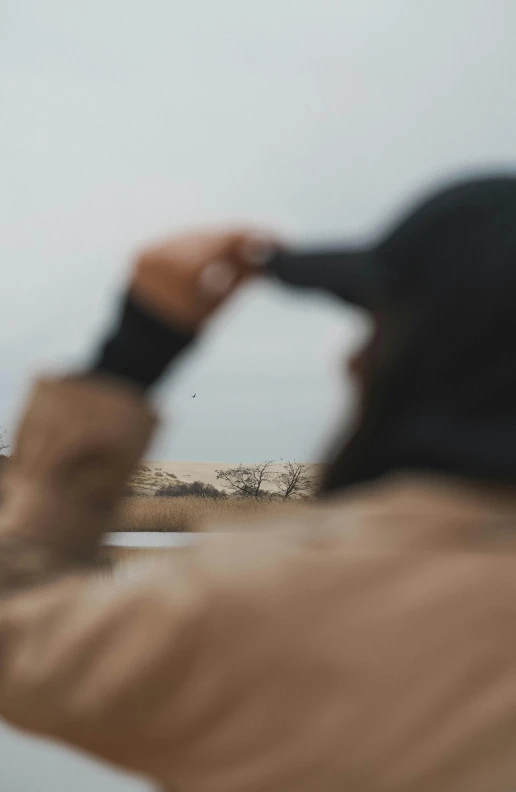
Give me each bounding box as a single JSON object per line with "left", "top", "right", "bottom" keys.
{"left": 267, "top": 176, "right": 516, "bottom": 493}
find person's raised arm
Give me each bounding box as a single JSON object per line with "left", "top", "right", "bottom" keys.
{"left": 0, "top": 228, "right": 270, "bottom": 586}
{"left": 0, "top": 229, "right": 283, "bottom": 785}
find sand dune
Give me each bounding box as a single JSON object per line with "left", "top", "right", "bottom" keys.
{"left": 148, "top": 460, "right": 235, "bottom": 488}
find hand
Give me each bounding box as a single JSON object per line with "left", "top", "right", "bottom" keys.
{"left": 131, "top": 229, "right": 277, "bottom": 332}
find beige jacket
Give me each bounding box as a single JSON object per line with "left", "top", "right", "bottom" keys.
{"left": 1, "top": 376, "right": 516, "bottom": 792}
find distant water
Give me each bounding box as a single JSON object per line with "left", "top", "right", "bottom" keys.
{"left": 105, "top": 531, "right": 200, "bottom": 548}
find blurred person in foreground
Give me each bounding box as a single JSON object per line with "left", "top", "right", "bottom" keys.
{"left": 1, "top": 176, "right": 516, "bottom": 791}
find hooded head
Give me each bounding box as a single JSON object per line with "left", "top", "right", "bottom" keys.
{"left": 268, "top": 176, "right": 516, "bottom": 494}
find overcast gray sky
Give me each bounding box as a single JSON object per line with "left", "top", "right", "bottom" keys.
{"left": 2, "top": 0, "right": 516, "bottom": 463}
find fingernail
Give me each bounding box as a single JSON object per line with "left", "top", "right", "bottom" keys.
{"left": 198, "top": 260, "right": 237, "bottom": 300}
{"left": 240, "top": 237, "right": 277, "bottom": 267}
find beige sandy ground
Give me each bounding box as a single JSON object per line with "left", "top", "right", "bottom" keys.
{"left": 149, "top": 460, "right": 241, "bottom": 488}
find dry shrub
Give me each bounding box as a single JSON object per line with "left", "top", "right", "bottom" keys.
{"left": 155, "top": 481, "right": 224, "bottom": 498}
{"left": 117, "top": 495, "right": 304, "bottom": 533}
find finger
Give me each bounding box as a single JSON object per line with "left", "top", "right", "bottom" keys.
{"left": 237, "top": 232, "right": 283, "bottom": 268}
{"left": 208, "top": 230, "right": 282, "bottom": 268}
{"left": 196, "top": 259, "right": 239, "bottom": 304}
{"left": 193, "top": 231, "right": 271, "bottom": 302}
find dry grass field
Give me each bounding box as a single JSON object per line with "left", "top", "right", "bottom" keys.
{"left": 117, "top": 495, "right": 305, "bottom": 532}
{"left": 104, "top": 547, "right": 170, "bottom": 565}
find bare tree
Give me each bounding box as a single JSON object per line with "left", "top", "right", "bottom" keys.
{"left": 272, "top": 461, "right": 315, "bottom": 499}
{"left": 216, "top": 461, "right": 275, "bottom": 498}
{"left": 0, "top": 427, "right": 9, "bottom": 456}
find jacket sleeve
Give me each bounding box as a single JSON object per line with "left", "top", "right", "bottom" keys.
{"left": 0, "top": 375, "right": 175, "bottom": 770}
{"left": 0, "top": 376, "right": 156, "bottom": 587}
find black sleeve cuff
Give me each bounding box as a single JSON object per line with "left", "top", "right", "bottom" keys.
{"left": 89, "top": 294, "right": 195, "bottom": 390}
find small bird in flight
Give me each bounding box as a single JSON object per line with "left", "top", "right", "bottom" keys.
{"left": 191, "top": 394, "right": 197, "bottom": 398}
